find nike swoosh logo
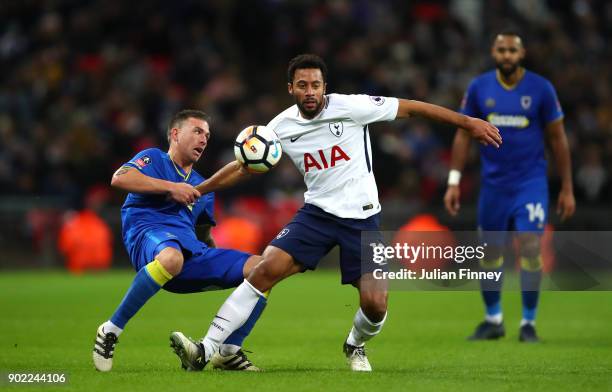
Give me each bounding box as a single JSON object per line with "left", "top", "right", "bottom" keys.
{"left": 290, "top": 135, "right": 303, "bottom": 143}
{"left": 214, "top": 315, "right": 230, "bottom": 322}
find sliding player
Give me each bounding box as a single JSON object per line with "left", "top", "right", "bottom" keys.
{"left": 93, "top": 110, "right": 264, "bottom": 372}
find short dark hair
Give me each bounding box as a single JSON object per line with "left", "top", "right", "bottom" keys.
{"left": 287, "top": 54, "right": 328, "bottom": 83}
{"left": 167, "top": 109, "right": 210, "bottom": 144}
{"left": 493, "top": 30, "right": 524, "bottom": 45}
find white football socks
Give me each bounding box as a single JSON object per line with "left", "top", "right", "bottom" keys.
{"left": 200, "top": 280, "right": 264, "bottom": 362}
{"left": 346, "top": 308, "right": 387, "bottom": 347}
{"left": 485, "top": 313, "right": 503, "bottom": 325}
{"left": 520, "top": 318, "right": 535, "bottom": 327}
{"left": 102, "top": 320, "right": 123, "bottom": 337}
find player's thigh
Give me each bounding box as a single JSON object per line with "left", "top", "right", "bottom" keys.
{"left": 163, "top": 248, "right": 250, "bottom": 294}
{"left": 337, "top": 213, "right": 383, "bottom": 286}
{"left": 478, "top": 186, "right": 513, "bottom": 256}
{"left": 512, "top": 180, "right": 548, "bottom": 259}
{"left": 512, "top": 179, "right": 549, "bottom": 232}
{"left": 269, "top": 212, "right": 338, "bottom": 273}
{"left": 478, "top": 186, "right": 513, "bottom": 231}
{"left": 131, "top": 238, "right": 183, "bottom": 272}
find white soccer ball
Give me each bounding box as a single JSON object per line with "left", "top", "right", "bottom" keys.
{"left": 234, "top": 125, "right": 282, "bottom": 173}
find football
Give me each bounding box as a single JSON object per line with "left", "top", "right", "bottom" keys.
{"left": 234, "top": 125, "right": 282, "bottom": 173}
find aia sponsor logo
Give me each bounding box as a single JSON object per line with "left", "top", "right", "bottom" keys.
{"left": 303, "top": 145, "right": 350, "bottom": 173}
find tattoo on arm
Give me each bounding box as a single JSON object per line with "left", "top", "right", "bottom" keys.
{"left": 114, "top": 167, "right": 131, "bottom": 176}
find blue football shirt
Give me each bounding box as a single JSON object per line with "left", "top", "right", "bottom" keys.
{"left": 120, "top": 148, "right": 215, "bottom": 258}
{"left": 460, "top": 69, "right": 564, "bottom": 188}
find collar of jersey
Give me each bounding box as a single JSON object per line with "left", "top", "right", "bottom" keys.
{"left": 167, "top": 153, "right": 192, "bottom": 181}
{"left": 496, "top": 67, "right": 525, "bottom": 91}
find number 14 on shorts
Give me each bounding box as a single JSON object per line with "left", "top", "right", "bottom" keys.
{"left": 525, "top": 202, "right": 545, "bottom": 223}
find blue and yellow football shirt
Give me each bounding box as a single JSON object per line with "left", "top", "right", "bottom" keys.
{"left": 460, "top": 69, "right": 564, "bottom": 188}
{"left": 120, "top": 148, "right": 215, "bottom": 261}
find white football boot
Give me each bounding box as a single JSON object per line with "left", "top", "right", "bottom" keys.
{"left": 210, "top": 350, "right": 260, "bottom": 371}
{"left": 169, "top": 331, "right": 207, "bottom": 371}
{"left": 93, "top": 324, "right": 118, "bottom": 372}
{"left": 343, "top": 342, "right": 372, "bottom": 372}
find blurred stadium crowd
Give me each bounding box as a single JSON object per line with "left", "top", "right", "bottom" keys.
{"left": 1, "top": 0, "right": 611, "bottom": 266}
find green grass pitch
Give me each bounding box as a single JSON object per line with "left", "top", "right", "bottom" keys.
{"left": 1, "top": 270, "right": 611, "bottom": 391}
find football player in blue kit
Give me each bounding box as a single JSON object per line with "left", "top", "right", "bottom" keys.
{"left": 444, "top": 32, "right": 575, "bottom": 342}
{"left": 93, "top": 110, "right": 264, "bottom": 372}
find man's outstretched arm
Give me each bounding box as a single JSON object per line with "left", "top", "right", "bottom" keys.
{"left": 195, "top": 161, "right": 251, "bottom": 195}
{"left": 396, "top": 99, "right": 502, "bottom": 147}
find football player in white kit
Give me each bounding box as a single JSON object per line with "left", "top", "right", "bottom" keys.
{"left": 170, "top": 54, "right": 502, "bottom": 371}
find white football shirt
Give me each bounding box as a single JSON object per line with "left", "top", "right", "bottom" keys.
{"left": 267, "top": 93, "right": 399, "bottom": 219}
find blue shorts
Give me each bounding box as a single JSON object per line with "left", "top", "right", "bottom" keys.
{"left": 478, "top": 177, "right": 548, "bottom": 244}
{"left": 269, "top": 203, "right": 381, "bottom": 285}
{"left": 129, "top": 229, "right": 250, "bottom": 293}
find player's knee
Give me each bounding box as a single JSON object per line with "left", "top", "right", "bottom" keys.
{"left": 479, "top": 256, "right": 504, "bottom": 270}
{"left": 519, "top": 236, "right": 541, "bottom": 259}
{"left": 520, "top": 256, "right": 542, "bottom": 271}
{"left": 360, "top": 292, "right": 388, "bottom": 322}
{"left": 242, "top": 255, "right": 263, "bottom": 278}
{"left": 248, "top": 247, "right": 300, "bottom": 291}
{"left": 155, "top": 247, "right": 184, "bottom": 276}
{"left": 248, "top": 260, "right": 285, "bottom": 291}
{"left": 477, "top": 243, "right": 503, "bottom": 269}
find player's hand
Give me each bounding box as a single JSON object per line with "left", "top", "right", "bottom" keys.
{"left": 168, "top": 182, "right": 201, "bottom": 205}
{"left": 556, "top": 188, "right": 576, "bottom": 221}
{"left": 444, "top": 185, "right": 461, "bottom": 216}
{"left": 465, "top": 117, "right": 502, "bottom": 148}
